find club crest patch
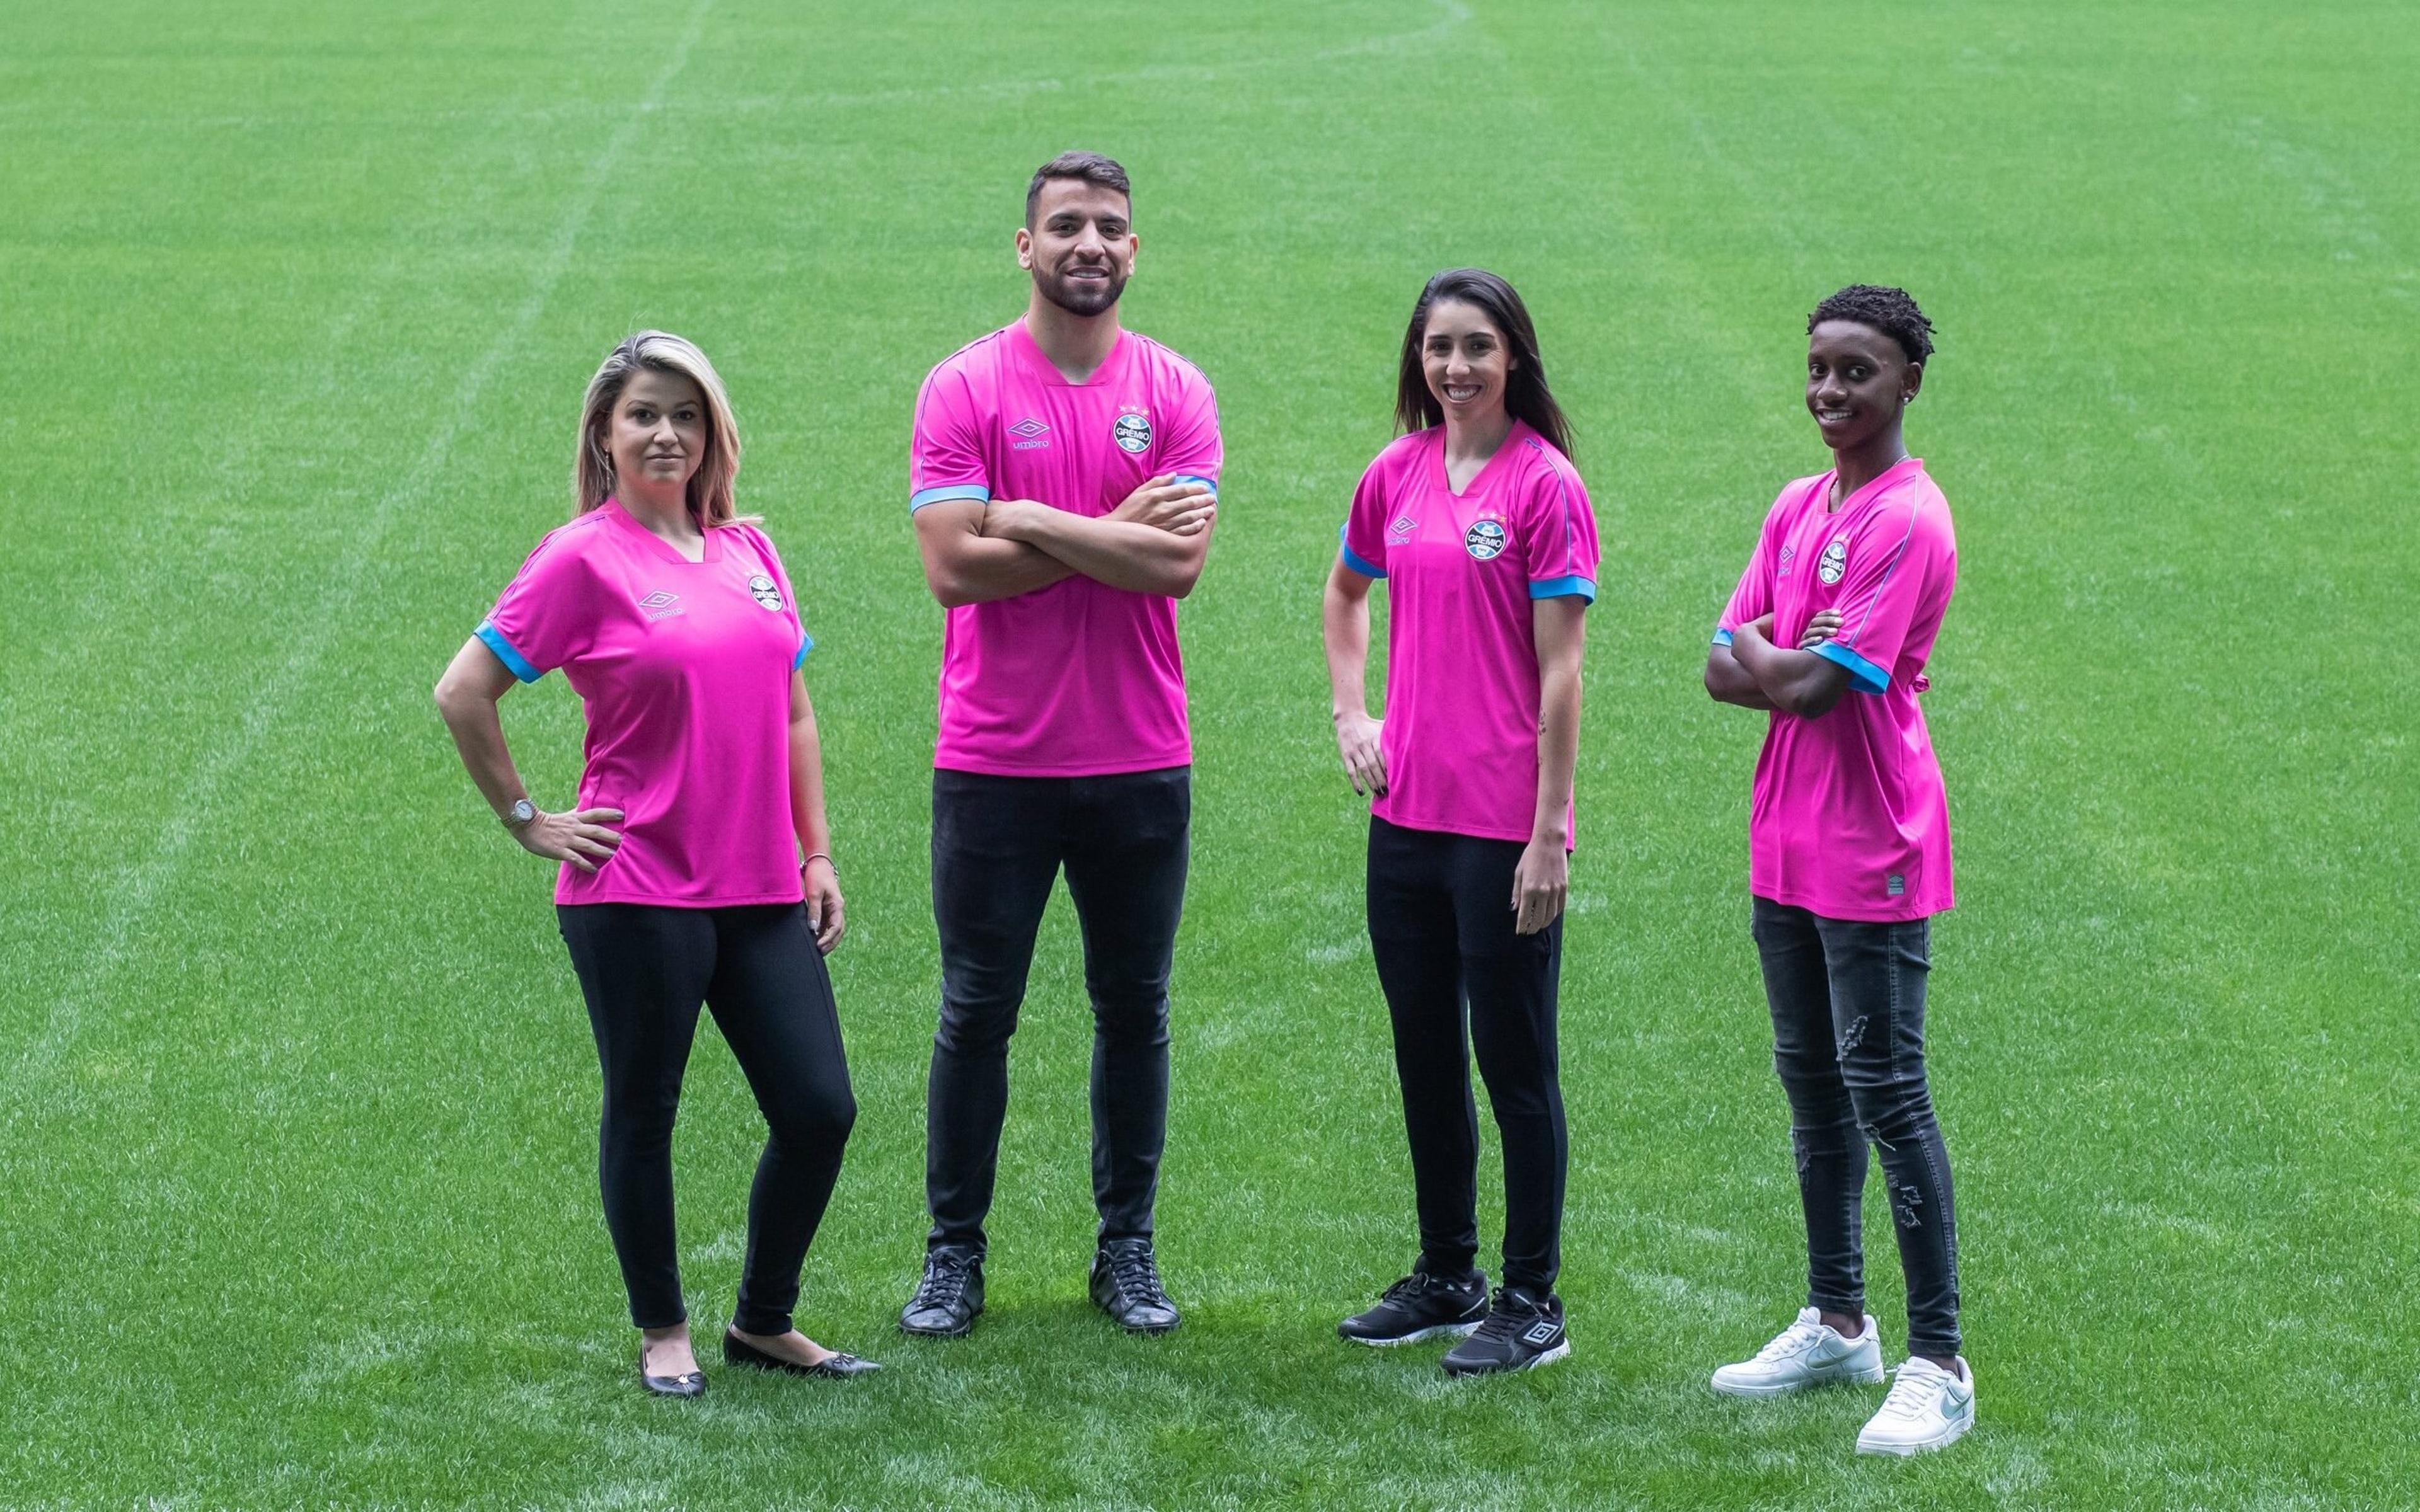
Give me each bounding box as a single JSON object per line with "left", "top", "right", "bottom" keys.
{"left": 1464, "top": 518, "right": 1507, "bottom": 560}
{"left": 1818, "top": 539, "right": 1848, "bottom": 585}
{"left": 747, "top": 573, "right": 783, "bottom": 612}
{"left": 1113, "top": 411, "right": 1152, "bottom": 454}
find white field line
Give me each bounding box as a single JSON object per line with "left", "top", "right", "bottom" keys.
{"left": 2, "top": 0, "right": 717, "bottom": 1109}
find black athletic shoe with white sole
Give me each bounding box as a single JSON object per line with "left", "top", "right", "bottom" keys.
{"left": 1089, "top": 1237, "right": 1180, "bottom": 1334}
{"left": 1338, "top": 1269, "right": 1489, "bottom": 1346}
{"left": 1440, "top": 1286, "right": 1570, "bottom": 1377}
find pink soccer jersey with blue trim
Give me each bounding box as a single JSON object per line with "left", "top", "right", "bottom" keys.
{"left": 1717, "top": 457, "right": 1958, "bottom": 921}
{"left": 477, "top": 500, "right": 812, "bottom": 907}
{"left": 1339, "top": 422, "right": 1600, "bottom": 845}
{"left": 909, "top": 321, "right": 1221, "bottom": 777}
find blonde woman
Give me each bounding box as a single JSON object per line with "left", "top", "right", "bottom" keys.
{"left": 435, "top": 331, "right": 873, "bottom": 1396}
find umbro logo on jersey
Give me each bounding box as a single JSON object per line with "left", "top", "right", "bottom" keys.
{"left": 747, "top": 573, "right": 784, "bottom": 612}
{"left": 1777, "top": 544, "right": 1797, "bottom": 578}
{"left": 1008, "top": 416, "right": 1050, "bottom": 451}
{"left": 1388, "top": 513, "right": 1418, "bottom": 541}
{"left": 1113, "top": 410, "right": 1152, "bottom": 454}
{"left": 1464, "top": 518, "right": 1507, "bottom": 560}
{"left": 1819, "top": 539, "right": 1848, "bottom": 585}
{"left": 638, "top": 590, "right": 684, "bottom": 621}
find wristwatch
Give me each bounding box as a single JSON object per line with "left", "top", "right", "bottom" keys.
{"left": 504, "top": 798, "right": 538, "bottom": 830}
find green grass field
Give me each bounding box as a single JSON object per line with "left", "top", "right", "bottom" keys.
{"left": 5, "top": 1, "right": 2417, "bottom": 1506}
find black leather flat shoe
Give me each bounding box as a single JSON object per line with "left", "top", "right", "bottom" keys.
{"left": 638, "top": 1356, "right": 706, "bottom": 1398}
{"left": 723, "top": 1331, "right": 883, "bottom": 1378}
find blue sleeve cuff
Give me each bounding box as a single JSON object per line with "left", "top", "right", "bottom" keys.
{"left": 1528, "top": 575, "right": 1596, "bottom": 604}
{"left": 1337, "top": 524, "right": 1386, "bottom": 580}
{"left": 1171, "top": 472, "right": 1219, "bottom": 497}
{"left": 475, "top": 622, "right": 541, "bottom": 684}
{"left": 1812, "top": 638, "right": 1890, "bottom": 694}
{"left": 793, "top": 633, "right": 813, "bottom": 670}
{"left": 1711, "top": 627, "right": 1735, "bottom": 646}
{"left": 909, "top": 483, "right": 990, "bottom": 512}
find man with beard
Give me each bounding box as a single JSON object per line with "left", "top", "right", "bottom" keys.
{"left": 900, "top": 151, "right": 1222, "bottom": 1339}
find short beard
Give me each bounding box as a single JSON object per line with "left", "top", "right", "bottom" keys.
{"left": 1036, "top": 264, "right": 1126, "bottom": 317}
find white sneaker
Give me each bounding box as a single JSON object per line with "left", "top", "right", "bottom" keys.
{"left": 1856, "top": 1354, "right": 1976, "bottom": 1455}
{"left": 1709, "top": 1307, "right": 1885, "bottom": 1397}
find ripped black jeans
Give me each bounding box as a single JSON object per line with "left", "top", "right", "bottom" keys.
{"left": 1752, "top": 896, "right": 1961, "bottom": 1358}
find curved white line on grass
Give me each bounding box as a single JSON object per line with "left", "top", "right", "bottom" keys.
{"left": 1, "top": 0, "right": 718, "bottom": 1108}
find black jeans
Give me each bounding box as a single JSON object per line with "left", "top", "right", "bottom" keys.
{"left": 1751, "top": 895, "right": 1961, "bottom": 1357}
{"left": 558, "top": 902, "right": 856, "bottom": 1336}
{"left": 1366, "top": 815, "right": 1567, "bottom": 1295}
{"left": 925, "top": 766, "right": 1190, "bottom": 1254}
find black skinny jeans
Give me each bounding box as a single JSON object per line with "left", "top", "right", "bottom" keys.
{"left": 925, "top": 767, "right": 1190, "bottom": 1254}
{"left": 1366, "top": 815, "right": 1568, "bottom": 1295}
{"left": 558, "top": 902, "right": 855, "bottom": 1336}
{"left": 1751, "top": 895, "right": 1961, "bottom": 1358}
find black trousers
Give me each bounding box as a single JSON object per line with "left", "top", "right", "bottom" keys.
{"left": 1366, "top": 815, "right": 1568, "bottom": 1295}
{"left": 1751, "top": 895, "right": 1961, "bottom": 1358}
{"left": 557, "top": 902, "right": 855, "bottom": 1336}
{"left": 925, "top": 767, "right": 1190, "bottom": 1254}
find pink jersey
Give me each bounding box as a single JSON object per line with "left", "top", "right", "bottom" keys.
{"left": 476, "top": 500, "right": 813, "bottom": 907}
{"left": 908, "top": 321, "right": 1222, "bottom": 776}
{"left": 1716, "top": 457, "right": 1957, "bottom": 922}
{"left": 1340, "top": 423, "right": 1600, "bottom": 845}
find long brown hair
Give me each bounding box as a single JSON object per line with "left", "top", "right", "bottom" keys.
{"left": 1393, "top": 268, "right": 1574, "bottom": 459}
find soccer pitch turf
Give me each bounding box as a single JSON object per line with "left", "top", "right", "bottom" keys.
{"left": 3, "top": 0, "right": 2415, "bottom": 1505}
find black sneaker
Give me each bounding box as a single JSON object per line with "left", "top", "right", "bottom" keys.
{"left": 899, "top": 1246, "right": 984, "bottom": 1337}
{"left": 1088, "top": 1237, "right": 1180, "bottom": 1334}
{"left": 1440, "top": 1286, "right": 1570, "bottom": 1377}
{"left": 1338, "top": 1268, "right": 1489, "bottom": 1346}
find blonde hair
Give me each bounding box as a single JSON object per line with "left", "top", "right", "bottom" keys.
{"left": 573, "top": 331, "right": 752, "bottom": 527}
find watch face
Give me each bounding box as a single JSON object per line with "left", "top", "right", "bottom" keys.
{"left": 509, "top": 800, "right": 536, "bottom": 825}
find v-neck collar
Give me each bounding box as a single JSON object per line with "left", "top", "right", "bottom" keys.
{"left": 1814, "top": 456, "right": 1925, "bottom": 519}
{"left": 1010, "top": 317, "right": 1128, "bottom": 388}
{"left": 604, "top": 497, "right": 720, "bottom": 564}
{"left": 1431, "top": 420, "right": 1530, "bottom": 500}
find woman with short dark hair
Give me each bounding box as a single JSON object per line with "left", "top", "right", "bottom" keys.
{"left": 1703, "top": 285, "right": 1973, "bottom": 1455}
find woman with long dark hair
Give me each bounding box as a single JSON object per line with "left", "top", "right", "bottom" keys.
{"left": 1320, "top": 269, "right": 1599, "bottom": 1377}
{"left": 1703, "top": 285, "right": 1972, "bottom": 1454}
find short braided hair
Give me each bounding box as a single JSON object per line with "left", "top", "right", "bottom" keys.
{"left": 1809, "top": 285, "right": 1935, "bottom": 365}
